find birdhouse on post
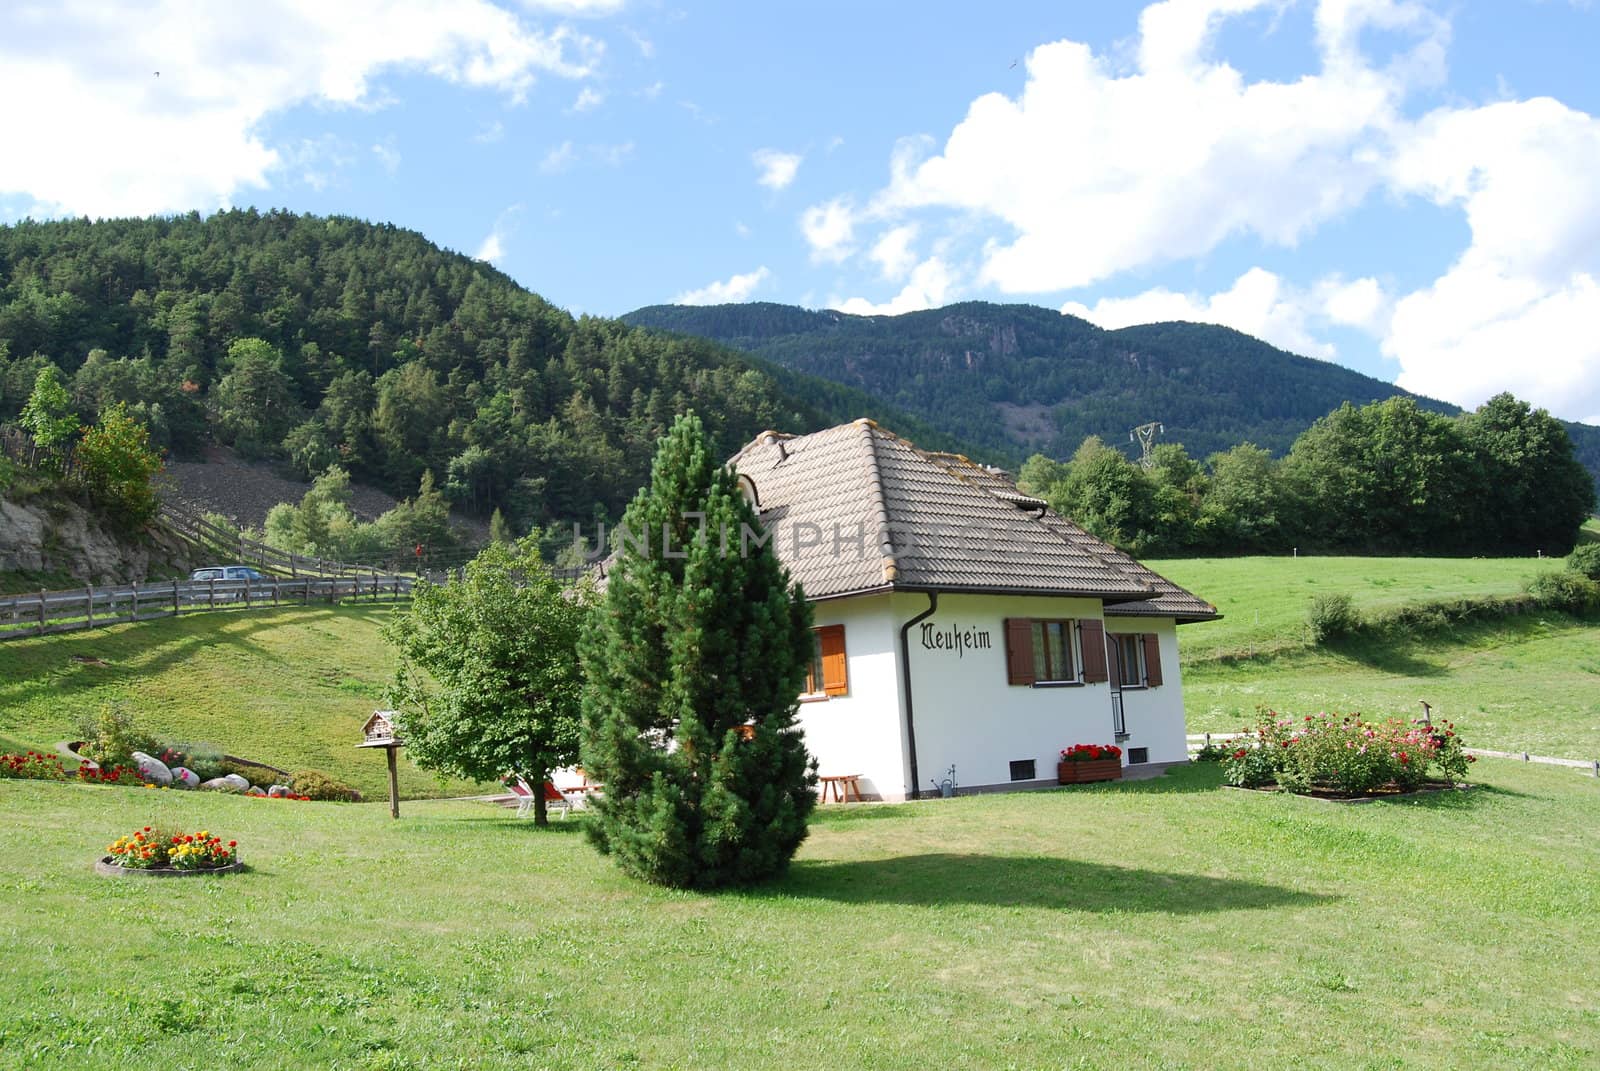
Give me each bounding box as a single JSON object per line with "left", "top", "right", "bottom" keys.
{"left": 356, "top": 710, "right": 403, "bottom": 818}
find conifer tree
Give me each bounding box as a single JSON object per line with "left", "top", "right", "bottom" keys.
{"left": 580, "top": 412, "right": 816, "bottom": 888}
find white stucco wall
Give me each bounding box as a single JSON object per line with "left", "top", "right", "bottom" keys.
{"left": 794, "top": 592, "right": 1195, "bottom": 800}
{"left": 1104, "top": 619, "right": 1189, "bottom": 765}
{"left": 796, "top": 594, "right": 906, "bottom": 801}
{"left": 892, "top": 592, "right": 1123, "bottom": 797}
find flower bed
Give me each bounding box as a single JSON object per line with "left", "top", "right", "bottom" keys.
{"left": 1222, "top": 711, "right": 1475, "bottom": 799}
{"left": 99, "top": 825, "right": 242, "bottom": 877}
{"left": 1, "top": 751, "right": 133, "bottom": 784}
{"left": 1058, "top": 743, "right": 1123, "bottom": 785}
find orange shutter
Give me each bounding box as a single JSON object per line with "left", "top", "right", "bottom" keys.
{"left": 1004, "top": 618, "right": 1036, "bottom": 685}
{"left": 1080, "top": 619, "right": 1108, "bottom": 683}
{"left": 1142, "top": 633, "right": 1163, "bottom": 687}
{"left": 818, "top": 625, "right": 849, "bottom": 696}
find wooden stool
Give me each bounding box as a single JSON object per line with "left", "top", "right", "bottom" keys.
{"left": 818, "top": 774, "right": 862, "bottom": 803}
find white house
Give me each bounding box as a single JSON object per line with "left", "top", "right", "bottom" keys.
{"left": 728, "top": 419, "right": 1220, "bottom": 801}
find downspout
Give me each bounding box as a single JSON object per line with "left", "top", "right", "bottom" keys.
{"left": 898, "top": 591, "right": 938, "bottom": 801}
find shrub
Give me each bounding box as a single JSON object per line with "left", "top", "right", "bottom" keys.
{"left": 73, "top": 403, "right": 163, "bottom": 530}
{"left": 1221, "top": 710, "right": 1475, "bottom": 795}
{"left": 77, "top": 706, "right": 157, "bottom": 772}
{"left": 1568, "top": 542, "right": 1600, "bottom": 581}
{"left": 1192, "top": 741, "right": 1231, "bottom": 763}
{"left": 291, "top": 769, "right": 361, "bottom": 802}
{"left": 1305, "top": 593, "right": 1360, "bottom": 643}
{"left": 156, "top": 742, "right": 225, "bottom": 781}
{"left": 1524, "top": 569, "right": 1600, "bottom": 615}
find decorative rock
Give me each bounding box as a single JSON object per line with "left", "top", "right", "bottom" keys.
{"left": 221, "top": 773, "right": 250, "bottom": 792}
{"left": 131, "top": 751, "right": 173, "bottom": 786}
{"left": 170, "top": 767, "right": 200, "bottom": 789}
{"left": 199, "top": 777, "right": 242, "bottom": 793}
{"left": 268, "top": 784, "right": 291, "bottom": 798}
{"left": 245, "top": 786, "right": 267, "bottom": 797}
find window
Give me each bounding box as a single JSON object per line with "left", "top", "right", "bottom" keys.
{"left": 803, "top": 624, "right": 848, "bottom": 699}
{"left": 1005, "top": 618, "right": 1109, "bottom": 685}
{"left": 1128, "top": 747, "right": 1149, "bottom": 764}
{"left": 1009, "top": 759, "right": 1036, "bottom": 782}
{"left": 1106, "top": 632, "right": 1165, "bottom": 689}
{"left": 1116, "top": 633, "right": 1144, "bottom": 688}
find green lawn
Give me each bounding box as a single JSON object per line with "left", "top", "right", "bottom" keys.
{"left": 1147, "top": 554, "right": 1546, "bottom": 662}
{"left": 1, "top": 762, "right": 1596, "bottom": 1069}
{"left": 0, "top": 605, "right": 484, "bottom": 800}
{"left": 1152, "top": 554, "right": 1600, "bottom": 760}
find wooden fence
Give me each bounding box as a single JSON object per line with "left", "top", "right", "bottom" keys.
{"left": 157, "top": 500, "right": 406, "bottom": 579}
{"left": 1185, "top": 732, "right": 1599, "bottom": 778}
{"left": 0, "top": 574, "right": 412, "bottom": 641}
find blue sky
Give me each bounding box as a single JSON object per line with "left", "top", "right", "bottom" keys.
{"left": 2, "top": 0, "right": 1599, "bottom": 423}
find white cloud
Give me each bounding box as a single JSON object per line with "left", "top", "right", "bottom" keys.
{"left": 850, "top": 0, "right": 1443, "bottom": 293}
{"left": 868, "top": 225, "right": 920, "bottom": 282}
{"left": 1319, "top": 275, "right": 1390, "bottom": 334}
{"left": 475, "top": 204, "right": 522, "bottom": 264}
{"left": 734, "top": 221, "right": 751, "bottom": 238}
{"left": 593, "top": 140, "right": 634, "bottom": 166}
{"left": 836, "top": 257, "right": 957, "bottom": 316}
{"left": 675, "top": 266, "right": 772, "bottom": 305}
{"left": 800, "top": 197, "right": 856, "bottom": 263}
{"left": 570, "top": 85, "right": 604, "bottom": 112}
{"left": 472, "top": 118, "right": 506, "bottom": 143}
{"left": 752, "top": 148, "right": 803, "bottom": 191}
{"left": 1063, "top": 268, "right": 1345, "bottom": 359}
{"left": 371, "top": 138, "right": 401, "bottom": 175}
{"left": 516, "top": 0, "right": 626, "bottom": 13}
{"left": 1381, "top": 97, "right": 1600, "bottom": 418}
{"left": 0, "top": 0, "right": 602, "bottom": 218}
{"left": 540, "top": 140, "right": 577, "bottom": 173}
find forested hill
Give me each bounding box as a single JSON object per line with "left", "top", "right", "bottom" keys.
{"left": 0, "top": 211, "right": 964, "bottom": 530}
{"left": 623, "top": 301, "right": 1600, "bottom": 487}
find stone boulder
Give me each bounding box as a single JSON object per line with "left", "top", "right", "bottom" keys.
{"left": 199, "top": 777, "right": 242, "bottom": 793}
{"left": 170, "top": 767, "right": 200, "bottom": 789}
{"left": 267, "top": 784, "right": 291, "bottom": 797}
{"left": 131, "top": 751, "right": 173, "bottom": 786}
{"left": 245, "top": 786, "right": 267, "bottom": 797}
{"left": 220, "top": 773, "right": 250, "bottom": 792}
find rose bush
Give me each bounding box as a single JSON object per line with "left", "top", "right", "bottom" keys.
{"left": 1222, "top": 711, "right": 1475, "bottom": 794}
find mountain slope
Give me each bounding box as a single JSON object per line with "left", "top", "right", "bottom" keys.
{"left": 0, "top": 212, "right": 973, "bottom": 532}
{"left": 623, "top": 301, "right": 1600, "bottom": 486}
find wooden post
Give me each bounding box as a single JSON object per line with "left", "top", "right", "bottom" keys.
{"left": 173, "top": 579, "right": 180, "bottom": 617}
{"left": 244, "top": 577, "right": 251, "bottom": 609}
{"left": 208, "top": 578, "right": 216, "bottom": 610}
{"left": 131, "top": 581, "right": 139, "bottom": 623}
{"left": 386, "top": 745, "right": 400, "bottom": 820}
{"left": 86, "top": 585, "right": 94, "bottom": 629}
{"left": 37, "top": 590, "right": 46, "bottom": 635}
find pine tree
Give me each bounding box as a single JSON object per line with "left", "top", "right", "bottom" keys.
{"left": 489, "top": 507, "right": 513, "bottom": 545}
{"left": 580, "top": 412, "right": 816, "bottom": 888}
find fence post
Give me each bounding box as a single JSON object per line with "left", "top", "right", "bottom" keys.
{"left": 173, "top": 579, "right": 180, "bottom": 617}
{"left": 208, "top": 578, "right": 216, "bottom": 610}
{"left": 86, "top": 585, "right": 94, "bottom": 629}
{"left": 244, "top": 576, "right": 251, "bottom": 609}
{"left": 37, "top": 590, "right": 46, "bottom": 636}
{"left": 131, "top": 581, "right": 139, "bottom": 623}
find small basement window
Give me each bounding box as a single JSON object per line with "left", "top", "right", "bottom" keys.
{"left": 1009, "top": 759, "right": 1036, "bottom": 782}
{"left": 1128, "top": 747, "right": 1149, "bottom": 764}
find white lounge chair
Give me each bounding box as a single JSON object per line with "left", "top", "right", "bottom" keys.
{"left": 508, "top": 775, "right": 580, "bottom": 819}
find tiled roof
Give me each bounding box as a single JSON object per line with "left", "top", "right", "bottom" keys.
{"left": 729, "top": 420, "right": 1218, "bottom": 619}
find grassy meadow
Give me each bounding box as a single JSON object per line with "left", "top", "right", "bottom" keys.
{"left": 1, "top": 762, "right": 1597, "bottom": 1069}
{"left": 0, "top": 605, "right": 485, "bottom": 800}
{"left": 1153, "top": 551, "right": 1600, "bottom": 760}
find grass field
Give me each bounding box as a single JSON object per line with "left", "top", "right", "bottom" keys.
{"left": 0, "top": 606, "right": 484, "bottom": 800}
{"left": 1, "top": 761, "right": 1596, "bottom": 1069}
{"left": 1151, "top": 553, "right": 1600, "bottom": 760}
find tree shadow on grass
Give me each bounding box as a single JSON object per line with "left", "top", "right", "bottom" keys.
{"left": 1323, "top": 636, "right": 1446, "bottom": 677}
{"left": 764, "top": 853, "right": 1333, "bottom": 913}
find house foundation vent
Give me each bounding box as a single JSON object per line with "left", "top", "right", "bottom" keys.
{"left": 1128, "top": 747, "right": 1149, "bottom": 764}
{"left": 1009, "top": 759, "right": 1036, "bottom": 782}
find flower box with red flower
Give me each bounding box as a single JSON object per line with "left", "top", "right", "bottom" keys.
{"left": 1057, "top": 744, "right": 1123, "bottom": 784}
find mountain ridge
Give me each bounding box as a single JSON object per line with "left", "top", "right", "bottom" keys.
{"left": 623, "top": 300, "right": 1600, "bottom": 491}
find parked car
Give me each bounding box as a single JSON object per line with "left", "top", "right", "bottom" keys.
{"left": 189, "top": 566, "right": 267, "bottom": 582}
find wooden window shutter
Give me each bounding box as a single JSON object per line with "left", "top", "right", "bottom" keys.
{"left": 1080, "top": 619, "right": 1108, "bottom": 683}
{"left": 818, "top": 625, "right": 849, "bottom": 696}
{"left": 1004, "top": 618, "right": 1036, "bottom": 685}
{"left": 1142, "top": 633, "right": 1163, "bottom": 687}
